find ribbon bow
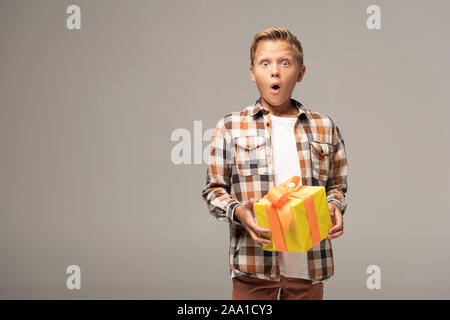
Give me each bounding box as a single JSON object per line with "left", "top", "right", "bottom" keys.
{"left": 264, "top": 176, "right": 321, "bottom": 252}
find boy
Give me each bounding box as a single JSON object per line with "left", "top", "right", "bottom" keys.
{"left": 201, "top": 27, "right": 348, "bottom": 300}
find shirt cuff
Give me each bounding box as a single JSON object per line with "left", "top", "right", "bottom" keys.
{"left": 228, "top": 200, "right": 244, "bottom": 226}
{"left": 327, "top": 199, "right": 342, "bottom": 212}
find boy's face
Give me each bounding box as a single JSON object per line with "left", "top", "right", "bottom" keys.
{"left": 250, "top": 40, "right": 306, "bottom": 108}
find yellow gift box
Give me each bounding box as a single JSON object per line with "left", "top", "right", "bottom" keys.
{"left": 254, "top": 176, "right": 332, "bottom": 253}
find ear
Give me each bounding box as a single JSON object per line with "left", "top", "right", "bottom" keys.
{"left": 249, "top": 64, "right": 256, "bottom": 83}
{"left": 296, "top": 64, "right": 306, "bottom": 82}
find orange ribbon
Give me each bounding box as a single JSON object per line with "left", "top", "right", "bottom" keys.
{"left": 264, "top": 176, "right": 321, "bottom": 252}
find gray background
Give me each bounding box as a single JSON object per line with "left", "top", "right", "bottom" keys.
{"left": 1, "top": 0, "right": 449, "bottom": 299}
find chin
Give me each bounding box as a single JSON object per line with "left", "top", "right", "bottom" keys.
{"left": 262, "top": 94, "right": 289, "bottom": 106}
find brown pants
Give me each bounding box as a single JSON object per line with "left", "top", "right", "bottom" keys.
{"left": 232, "top": 275, "right": 323, "bottom": 300}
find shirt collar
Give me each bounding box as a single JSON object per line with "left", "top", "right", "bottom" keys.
{"left": 250, "top": 97, "right": 306, "bottom": 118}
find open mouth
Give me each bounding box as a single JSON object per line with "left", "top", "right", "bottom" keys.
{"left": 271, "top": 84, "right": 281, "bottom": 93}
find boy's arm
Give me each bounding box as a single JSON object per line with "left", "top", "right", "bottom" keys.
{"left": 326, "top": 121, "right": 348, "bottom": 215}
{"left": 201, "top": 118, "right": 242, "bottom": 225}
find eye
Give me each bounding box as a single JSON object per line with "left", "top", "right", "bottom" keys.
{"left": 261, "top": 61, "right": 269, "bottom": 67}
{"left": 282, "top": 60, "right": 290, "bottom": 66}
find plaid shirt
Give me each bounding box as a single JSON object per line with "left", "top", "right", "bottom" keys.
{"left": 201, "top": 97, "right": 348, "bottom": 284}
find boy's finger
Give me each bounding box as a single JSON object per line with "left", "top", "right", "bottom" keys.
{"left": 257, "top": 227, "right": 271, "bottom": 235}
{"left": 251, "top": 226, "right": 271, "bottom": 236}
{"left": 256, "top": 234, "right": 272, "bottom": 245}
{"left": 328, "top": 224, "right": 343, "bottom": 234}
{"left": 249, "top": 221, "right": 271, "bottom": 235}
{"left": 328, "top": 230, "right": 343, "bottom": 239}
{"left": 260, "top": 238, "right": 272, "bottom": 245}
{"left": 247, "top": 228, "right": 272, "bottom": 245}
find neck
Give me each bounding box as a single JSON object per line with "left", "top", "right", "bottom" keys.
{"left": 260, "top": 96, "right": 297, "bottom": 117}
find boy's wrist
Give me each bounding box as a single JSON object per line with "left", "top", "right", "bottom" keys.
{"left": 328, "top": 199, "right": 343, "bottom": 214}
{"left": 230, "top": 202, "right": 244, "bottom": 225}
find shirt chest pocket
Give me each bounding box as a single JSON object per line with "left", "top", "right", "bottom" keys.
{"left": 309, "top": 141, "right": 333, "bottom": 185}
{"left": 234, "top": 135, "right": 269, "bottom": 176}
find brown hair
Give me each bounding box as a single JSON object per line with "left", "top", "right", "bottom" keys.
{"left": 250, "top": 27, "right": 303, "bottom": 67}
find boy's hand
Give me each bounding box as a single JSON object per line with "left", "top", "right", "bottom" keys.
{"left": 328, "top": 202, "right": 344, "bottom": 240}
{"left": 234, "top": 198, "right": 272, "bottom": 246}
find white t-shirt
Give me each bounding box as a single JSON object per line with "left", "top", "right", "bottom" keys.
{"left": 270, "top": 114, "right": 311, "bottom": 280}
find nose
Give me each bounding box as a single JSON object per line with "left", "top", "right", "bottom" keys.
{"left": 271, "top": 64, "right": 280, "bottom": 77}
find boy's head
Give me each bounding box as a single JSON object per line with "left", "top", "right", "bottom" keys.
{"left": 249, "top": 27, "right": 306, "bottom": 109}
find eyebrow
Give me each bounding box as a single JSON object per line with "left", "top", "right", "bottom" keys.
{"left": 257, "top": 55, "right": 294, "bottom": 62}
